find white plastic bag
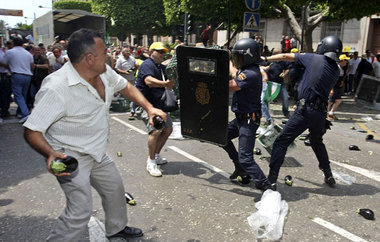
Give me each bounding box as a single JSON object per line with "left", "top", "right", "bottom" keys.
{"left": 332, "top": 171, "right": 356, "bottom": 185}
{"left": 247, "top": 190, "right": 289, "bottom": 241}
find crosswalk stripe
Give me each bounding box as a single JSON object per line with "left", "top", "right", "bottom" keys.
{"left": 330, "top": 160, "right": 380, "bottom": 182}
{"left": 312, "top": 217, "right": 368, "bottom": 242}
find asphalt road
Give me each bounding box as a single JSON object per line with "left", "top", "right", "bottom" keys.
{"left": 0, "top": 109, "right": 379, "bottom": 241}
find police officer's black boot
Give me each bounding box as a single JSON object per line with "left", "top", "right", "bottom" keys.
{"left": 322, "top": 168, "right": 336, "bottom": 187}
{"left": 267, "top": 169, "right": 278, "bottom": 191}
{"left": 230, "top": 161, "right": 250, "bottom": 185}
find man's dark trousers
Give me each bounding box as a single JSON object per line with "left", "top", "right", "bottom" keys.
{"left": 223, "top": 118, "right": 268, "bottom": 186}
{"left": 269, "top": 106, "right": 331, "bottom": 174}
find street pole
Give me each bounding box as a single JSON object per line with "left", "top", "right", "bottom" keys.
{"left": 301, "top": 5, "right": 305, "bottom": 52}
{"left": 227, "top": 0, "right": 231, "bottom": 49}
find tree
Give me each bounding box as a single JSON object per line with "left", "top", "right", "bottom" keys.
{"left": 53, "top": 0, "right": 92, "bottom": 12}
{"left": 163, "top": 0, "right": 380, "bottom": 51}
{"left": 92, "top": 0, "right": 170, "bottom": 43}
{"left": 15, "top": 22, "right": 33, "bottom": 31}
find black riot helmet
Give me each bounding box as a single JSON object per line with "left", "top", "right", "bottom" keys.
{"left": 316, "top": 36, "right": 342, "bottom": 62}
{"left": 231, "top": 38, "right": 261, "bottom": 68}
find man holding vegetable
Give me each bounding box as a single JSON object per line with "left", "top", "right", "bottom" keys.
{"left": 23, "top": 28, "right": 166, "bottom": 241}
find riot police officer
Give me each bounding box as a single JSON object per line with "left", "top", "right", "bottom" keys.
{"left": 264, "top": 36, "right": 342, "bottom": 188}
{"left": 223, "top": 38, "right": 273, "bottom": 191}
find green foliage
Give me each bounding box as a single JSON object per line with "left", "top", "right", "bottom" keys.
{"left": 15, "top": 23, "right": 33, "bottom": 31}
{"left": 53, "top": 0, "right": 93, "bottom": 12}
{"left": 92, "top": 0, "right": 170, "bottom": 37}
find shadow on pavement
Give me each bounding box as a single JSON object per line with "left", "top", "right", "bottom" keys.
{"left": 0, "top": 123, "right": 46, "bottom": 195}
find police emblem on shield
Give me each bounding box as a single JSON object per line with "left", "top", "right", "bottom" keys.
{"left": 195, "top": 82, "right": 210, "bottom": 105}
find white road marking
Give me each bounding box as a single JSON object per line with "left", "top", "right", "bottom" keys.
{"left": 330, "top": 160, "right": 380, "bottom": 183}
{"left": 312, "top": 217, "right": 368, "bottom": 242}
{"left": 88, "top": 216, "right": 108, "bottom": 242}
{"left": 168, "top": 146, "right": 230, "bottom": 179}
{"left": 111, "top": 119, "right": 378, "bottom": 240}
{"left": 112, "top": 117, "right": 147, "bottom": 135}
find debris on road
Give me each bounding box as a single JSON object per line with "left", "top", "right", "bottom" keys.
{"left": 349, "top": 145, "right": 360, "bottom": 151}
{"left": 357, "top": 208, "right": 375, "bottom": 220}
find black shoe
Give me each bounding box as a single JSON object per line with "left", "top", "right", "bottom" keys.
{"left": 229, "top": 169, "right": 241, "bottom": 180}
{"left": 322, "top": 169, "right": 336, "bottom": 188}
{"left": 108, "top": 226, "right": 143, "bottom": 239}
{"left": 256, "top": 182, "right": 277, "bottom": 192}
{"left": 237, "top": 175, "right": 251, "bottom": 185}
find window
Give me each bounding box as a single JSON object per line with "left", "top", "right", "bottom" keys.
{"left": 322, "top": 22, "right": 342, "bottom": 39}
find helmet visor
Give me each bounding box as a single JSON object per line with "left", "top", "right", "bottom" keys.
{"left": 231, "top": 52, "right": 244, "bottom": 69}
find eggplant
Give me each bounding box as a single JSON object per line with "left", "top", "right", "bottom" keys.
{"left": 125, "top": 192, "right": 136, "bottom": 205}
{"left": 50, "top": 156, "right": 78, "bottom": 174}
{"left": 153, "top": 116, "right": 165, "bottom": 130}
{"left": 304, "top": 139, "right": 311, "bottom": 146}
{"left": 357, "top": 208, "right": 375, "bottom": 220}
{"left": 254, "top": 147, "right": 262, "bottom": 155}
{"left": 284, "top": 175, "right": 293, "bottom": 186}
{"left": 349, "top": 145, "right": 360, "bottom": 151}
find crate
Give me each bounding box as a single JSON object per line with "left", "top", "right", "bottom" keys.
{"left": 257, "top": 124, "right": 296, "bottom": 154}
{"left": 110, "top": 97, "right": 130, "bottom": 112}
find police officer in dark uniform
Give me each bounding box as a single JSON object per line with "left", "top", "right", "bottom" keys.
{"left": 223, "top": 38, "right": 273, "bottom": 191}
{"left": 264, "top": 36, "right": 342, "bottom": 188}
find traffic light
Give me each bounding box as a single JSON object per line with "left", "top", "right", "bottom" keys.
{"left": 187, "top": 14, "right": 194, "bottom": 33}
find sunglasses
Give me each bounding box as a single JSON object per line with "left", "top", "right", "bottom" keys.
{"left": 155, "top": 50, "right": 166, "bottom": 54}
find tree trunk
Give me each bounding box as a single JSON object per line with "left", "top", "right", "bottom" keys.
{"left": 304, "top": 29, "right": 314, "bottom": 53}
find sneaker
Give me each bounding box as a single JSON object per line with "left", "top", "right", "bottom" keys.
{"left": 155, "top": 154, "right": 168, "bottom": 165}
{"left": 264, "top": 120, "right": 272, "bottom": 127}
{"left": 146, "top": 162, "right": 162, "bottom": 177}
{"left": 18, "top": 115, "right": 29, "bottom": 124}
{"left": 17, "top": 114, "right": 22, "bottom": 119}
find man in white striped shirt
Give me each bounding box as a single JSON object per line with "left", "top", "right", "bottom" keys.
{"left": 23, "top": 28, "right": 166, "bottom": 241}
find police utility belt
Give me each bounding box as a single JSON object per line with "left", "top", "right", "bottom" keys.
{"left": 297, "top": 97, "right": 327, "bottom": 112}
{"left": 235, "top": 112, "right": 261, "bottom": 124}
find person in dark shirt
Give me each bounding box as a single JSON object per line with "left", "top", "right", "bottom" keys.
{"left": 135, "top": 42, "right": 174, "bottom": 177}
{"left": 224, "top": 38, "right": 274, "bottom": 192}
{"left": 288, "top": 48, "right": 305, "bottom": 101}
{"left": 267, "top": 49, "right": 290, "bottom": 117}
{"left": 263, "top": 36, "right": 342, "bottom": 189}
{"left": 354, "top": 55, "right": 373, "bottom": 93}
{"left": 29, "top": 46, "right": 49, "bottom": 107}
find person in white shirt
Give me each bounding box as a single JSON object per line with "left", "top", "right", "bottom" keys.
{"left": 346, "top": 51, "right": 361, "bottom": 94}
{"left": 2, "top": 37, "right": 33, "bottom": 123}
{"left": 115, "top": 46, "right": 137, "bottom": 118}
{"left": 372, "top": 54, "right": 380, "bottom": 78}
{"left": 23, "top": 28, "right": 166, "bottom": 241}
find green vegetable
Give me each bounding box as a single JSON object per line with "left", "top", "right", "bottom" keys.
{"left": 50, "top": 160, "right": 67, "bottom": 173}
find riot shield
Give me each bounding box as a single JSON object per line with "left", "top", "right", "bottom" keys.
{"left": 176, "top": 46, "right": 229, "bottom": 146}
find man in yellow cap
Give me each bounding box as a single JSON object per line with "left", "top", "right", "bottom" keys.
{"left": 327, "top": 54, "right": 350, "bottom": 120}
{"left": 135, "top": 42, "right": 174, "bottom": 177}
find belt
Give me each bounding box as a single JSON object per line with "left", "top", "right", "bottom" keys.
{"left": 297, "top": 97, "right": 327, "bottom": 112}
{"left": 12, "top": 72, "right": 31, "bottom": 76}
{"left": 235, "top": 112, "right": 262, "bottom": 124}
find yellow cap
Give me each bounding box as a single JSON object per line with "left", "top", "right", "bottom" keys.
{"left": 290, "top": 48, "right": 299, "bottom": 53}
{"left": 339, "top": 54, "right": 350, "bottom": 60}
{"left": 149, "top": 42, "right": 169, "bottom": 53}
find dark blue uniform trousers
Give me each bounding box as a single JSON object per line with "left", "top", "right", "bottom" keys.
{"left": 223, "top": 118, "right": 269, "bottom": 187}
{"left": 269, "top": 106, "right": 331, "bottom": 174}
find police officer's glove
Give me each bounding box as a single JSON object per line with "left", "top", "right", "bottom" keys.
{"left": 325, "top": 119, "right": 333, "bottom": 130}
